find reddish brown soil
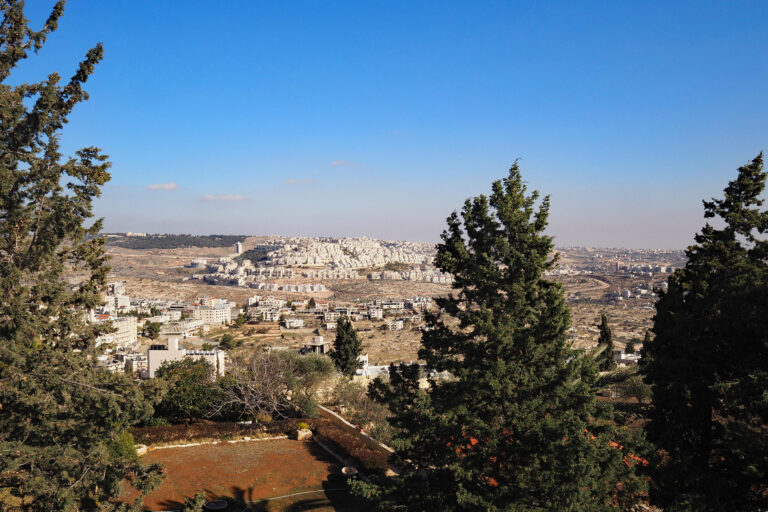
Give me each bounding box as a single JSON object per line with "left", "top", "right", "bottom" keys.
{"left": 124, "top": 439, "right": 364, "bottom": 511}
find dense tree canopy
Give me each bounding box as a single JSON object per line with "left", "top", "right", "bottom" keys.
{"left": 155, "top": 358, "right": 220, "bottom": 421}
{"left": 330, "top": 316, "right": 363, "bottom": 378}
{"left": 642, "top": 153, "right": 768, "bottom": 511}
{"left": 597, "top": 313, "right": 615, "bottom": 371}
{"left": 0, "top": 2, "right": 163, "bottom": 510}
{"left": 355, "top": 164, "right": 647, "bottom": 511}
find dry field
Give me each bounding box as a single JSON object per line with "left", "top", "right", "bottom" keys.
{"left": 123, "top": 439, "right": 364, "bottom": 511}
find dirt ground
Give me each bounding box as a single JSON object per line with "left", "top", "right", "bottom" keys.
{"left": 125, "top": 439, "right": 365, "bottom": 511}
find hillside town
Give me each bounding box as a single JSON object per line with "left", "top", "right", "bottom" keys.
{"left": 189, "top": 236, "right": 454, "bottom": 288}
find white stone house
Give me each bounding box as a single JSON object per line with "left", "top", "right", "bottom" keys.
{"left": 146, "top": 337, "right": 226, "bottom": 378}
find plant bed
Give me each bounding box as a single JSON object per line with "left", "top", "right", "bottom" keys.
{"left": 131, "top": 418, "right": 306, "bottom": 447}
{"left": 310, "top": 420, "right": 390, "bottom": 474}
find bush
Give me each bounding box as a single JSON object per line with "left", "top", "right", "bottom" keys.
{"left": 154, "top": 358, "right": 221, "bottom": 421}
{"left": 254, "top": 411, "right": 273, "bottom": 424}
{"left": 132, "top": 422, "right": 262, "bottom": 445}
{"left": 313, "top": 421, "right": 390, "bottom": 474}
{"left": 106, "top": 430, "right": 138, "bottom": 462}
{"left": 327, "top": 379, "right": 394, "bottom": 445}
{"left": 297, "top": 422, "right": 310, "bottom": 430}
{"left": 181, "top": 492, "right": 207, "bottom": 512}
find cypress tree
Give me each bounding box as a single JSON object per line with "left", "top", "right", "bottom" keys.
{"left": 354, "top": 164, "right": 647, "bottom": 511}
{"left": 0, "top": 2, "right": 163, "bottom": 509}
{"left": 597, "top": 313, "right": 615, "bottom": 370}
{"left": 642, "top": 153, "right": 768, "bottom": 511}
{"left": 330, "top": 316, "right": 363, "bottom": 378}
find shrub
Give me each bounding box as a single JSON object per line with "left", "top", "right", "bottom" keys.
{"left": 181, "top": 492, "right": 207, "bottom": 512}
{"left": 313, "top": 421, "right": 390, "bottom": 474}
{"left": 326, "top": 378, "right": 394, "bottom": 445}
{"left": 106, "top": 430, "right": 138, "bottom": 462}
{"left": 255, "top": 411, "right": 273, "bottom": 424}
{"left": 297, "top": 422, "right": 310, "bottom": 430}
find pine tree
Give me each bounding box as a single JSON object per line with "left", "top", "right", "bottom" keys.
{"left": 330, "top": 316, "right": 363, "bottom": 378}
{"left": 625, "top": 339, "right": 636, "bottom": 355}
{"left": 642, "top": 329, "right": 651, "bottom": 348}
{"left": 0, "top": 2, "right": 163, "bottom": 509}
{"left": 641, "top": 153, "right": 768, "bottom": 511}
{"left": 354, "top": 164, "right": 647, "bottom": 511}
{"left": 597, "top": 313, "right": 615, "bottom": 370}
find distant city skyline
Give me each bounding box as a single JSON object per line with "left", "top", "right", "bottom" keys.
{"left": 16, "top": 1, "right": 768, "bottom": 249}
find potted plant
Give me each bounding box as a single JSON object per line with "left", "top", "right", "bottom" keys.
{"left": 296, "top": 421, "right": 312, "bottom": 441}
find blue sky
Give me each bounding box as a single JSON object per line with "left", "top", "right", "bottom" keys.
{"left": 14, "top": 1, "right": 768, "bottom": 247}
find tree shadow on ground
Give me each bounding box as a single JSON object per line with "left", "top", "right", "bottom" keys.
{"left": 238, "top": 467, "right": 368, "bottom": 511}
{"left": 153, "top": 498, "right": 184, "bottom": 511}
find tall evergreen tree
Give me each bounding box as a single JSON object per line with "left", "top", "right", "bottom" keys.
{"left": 354, "top": 164, "right": 647, "bottom": 511}
{"left": 330, "top": 316, "right": 363, "bottom": 378}
{"left": 641, "top": 153, "right": 768, "bottom": 511}
{"left": 597, "top": 313, "right": 615, "bottom": 370}
{"left": 0, "top": 2, "right": 162, "bottom": 509}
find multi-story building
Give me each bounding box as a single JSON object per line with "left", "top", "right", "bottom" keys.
{"left": 191, "top": 305, "right": 231, "bottom": 326}
{"left": 109, "top": 316, "right": 137, "bottom": 348}
{"left": 146, "top": 338, "right": 226, "bottom": 378}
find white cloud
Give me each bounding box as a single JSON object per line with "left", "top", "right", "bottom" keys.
{"left": 330, "top": 160, "right": 349, "bottom": 166}
{"left": 146, "top": 182, "right": 179, "bottom": 190}
{"left": 284, "top": 178, "right": 313, "bottom": 184}
{"left": 200, "top": 194, "right": 247, "bottom": 202}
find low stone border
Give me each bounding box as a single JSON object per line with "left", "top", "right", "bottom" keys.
{"left": 138, "top": 434, "right": 288, "bottom": 452}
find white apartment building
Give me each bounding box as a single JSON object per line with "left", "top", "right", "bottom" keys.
{"left": 191, "top": 305, "right": 231, "bottom": 326}
{"left": 284, "top": 317, "right": 304, "bottom": 329}
{"left": 110, "top": 316, "right": 137, "bottom": 348}
{"left": 146, "top": 337, "right": 226, "bottom": 378}
{"left": 161, "top": 319, "right": 205, "bottom": 337}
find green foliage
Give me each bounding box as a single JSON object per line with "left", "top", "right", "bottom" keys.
{"left": 328, "top": 378, "right": 393, "bottom": 445}
{"left": 0, "top": 3, "right": 163, "bottom": 509}
{"left": 201, "top": 342, "right": 214, "bottom": 351}
{"left": 235, "top": 246, "right": 272, "bottom": 264}
{"left": 356, "top": 164, "right": 647, "bottom": 510}
{"left": 141, "top": 416, "right": 171, "bottom": 427}
{"left": 219, "top": 333, "right": 241, "bottom": 350}
{"left": 642, "top": 153, "right": 768, "bottom": 511}
{"left": 106, "top": 430, "right": 138, "bottom": 462}
{"left": 144, "top": 321, "right": 161, "bottom": 340}
{"left": 297, "top": 421, "right": 310, "bottom": 430}
{"left": 616, "top": 374, "right": 651, "bottom": 404}
{"left": 288, "top": 352, "right": 335, "bottom": 414}
{"left": 181, "top": 492, "right": 207, "bottom": 512}
{"left": 216, "top": 350, "right": 334, "bottom": 420}
{"left": 330, "top": 316, "right": 363, "bottom": 377}
{"left": 308, "top": 297, "right": 317, "bottom": 309}
{"left": 109, "top": 234, "right": 245, "bottom": 250}
{"left": 597, "top": 313, "right": 615, "bottom": 371}
{"left": 625, "top": 339, "right": 637, "bottom": 354}
{"left": 235, "top": 312, "right": 246, "bottom": 327}
{"left": 155, "top": 358, "right": 221, "bottom": 421}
